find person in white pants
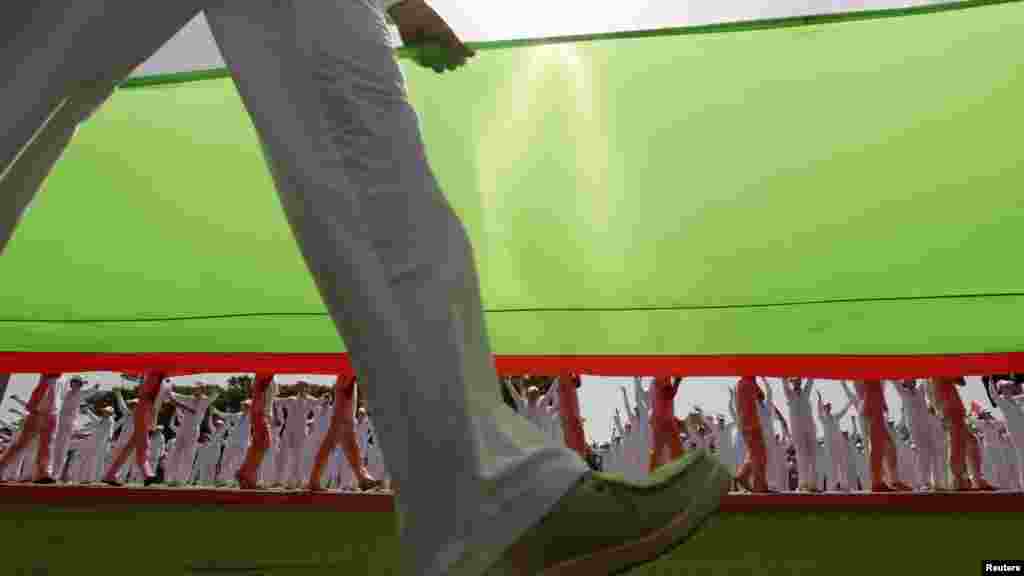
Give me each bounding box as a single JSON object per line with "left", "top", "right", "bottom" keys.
{"left": 108, "top": 391, "right": 138, "bottom": 483}
{"left": 999, "top": 425, "right": 1021, "bottom": 491}
{"left": 275, "top": 384, "right": 317, "bottom": 489}
{"left": 926, "top": 404, "right": 950, "bottom": 489}
{"left": 989, "top": 380, "right": 1024, "bottom": 489}
{"left": 194, "top": 415, "right": 227, "bottom": 485}
{"left": 817, "top": 389, "right": 853, "bottom": 491}
{"left": 782, "top": 377, "right": 817, "bottom": 492}
{"left": 727, "top": 387, "right": 747, "bottom": 486}
{"left": 636, "top": 379, "right": 654, "bottom": 477}
{"left": 715, "top": 414, "right": 737, "bottom": 479}
{"left": 215, "top": 402, "right": 249, "bottom": 484}
{"left": 894, "top": 380, "right": 942, "bottom": 491}
{"left": 87, "top": 406, "right": 115, "bottom": 483}
{"left": 167, "top": 385, "right": 219, "bottom": 483}
{"left": 757, "top": 379, "right": 784, "bottom": 490}
{"left": 148, "top": 426, "right": 166, "bottom": 482}
{"left": 52, "top": 378, "right": 102, "bottom": 483}
{"left": 1, "top": 2, "right": 729, "bottom": 573}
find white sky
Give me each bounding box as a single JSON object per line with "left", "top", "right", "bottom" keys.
{"left": 1, "top": 373, "right": 1002, "bottom": 444}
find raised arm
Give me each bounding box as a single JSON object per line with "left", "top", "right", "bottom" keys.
{"left": 613, "top": 410, "right": 625, "bottom": 437}
{"left": 804, "top": 379, "right": 816, "bottom": 399}
{"left": 544, "top": 379, "right": 561, "bottom": 401}
{"left": 9, "top": 395, "right": 28, "bottom": 410}
{"left": 545, "top": 381, "right": 560, "bottom": 411}
{"left": 620, "top": 386, "right": 633, "bottom": 419}
{"left": 781, "top": 379, "right": 796, "bottom": 402}
{"left": 774, "top": 406, "right": 790, "bottom": 438}
{"left": 633, "top": 378, "right": 647, "bottom": 413}
{"left": 504, "top": 379, "right": 526, "bottom": 411}
{"left": 113, "top": 388, "right": 129, "bottom": 416}
{"left": 727, "top": 387, "right": 737, "bottom": 421}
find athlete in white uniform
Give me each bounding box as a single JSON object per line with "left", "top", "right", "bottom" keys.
{"left": 214, "top": 403, "right": 250, "bottom": 484}
{"left": 894, "top": 380, "right": 942, "bottom": 491}
{"left": 817, "top": 389, "right": 854, "bottom": 491}
{"left": 757, "top": 379, "right": 783, "bottom": 490}
{"left": 782, "top": 378, "right": 817, "bottom": 492}
{"left": 52, "top": 378, "right": 101, "bottom": 482}
{"left": 166, "top": 385, "right": 219, "bottom": 484}
{"left": 276, "top": 384, "right": 318, "bottom": 489}
{"left": 89, "top": 407, "right": 115, "bottom": 484}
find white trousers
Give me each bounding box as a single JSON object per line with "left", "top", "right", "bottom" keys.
{"left": 171, "top": 429, "right": 200, "bottom": 483}
{"left": 52, "top": 410, "right": 78, "bottom": 480}
{"left": 909, "top": 421, "right": 939, "bottom": 487}
{"left": 791, "top": 416, "right": 816, "bottom": 489}
{"left": 1, "top": 1, "right": 587, "bottom": 573}
{"left": 826, "top": 432, "right": 849, "bottom": 491}
{"left": 278, "top": 428, "right": 305, "bottom": 487}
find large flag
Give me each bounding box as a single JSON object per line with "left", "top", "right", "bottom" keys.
{"left": 2, "top": 0, "right": 1022, "bottom": 377}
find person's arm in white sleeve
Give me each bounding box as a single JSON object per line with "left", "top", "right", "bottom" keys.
{"left": 9, "top": 395, "right": 28, "bottom": 410}
{"left": 633, "top": 378, "right": 647, "bottom": 414}
{"left": 804, "top": 379, "right": 815, "bottom": 399}
{"left": 620, "top": 386, "right": 633, "bottom": 419}
{"left": 504, "top": 379, "right": 526, "bottom": 411}
{"left": 613, "top": 410, "right": 625, "bottom": 437}
{"left": 782, "top": 380, "right": 795, "bottom": 402}
{"left": 543, "top": 380, "right": 559, "bottom": 404}
{"left": 774, "top": 406, "right": 789, "bottom": 438}
{"left": 728, "top": 387, "right": 737, "bottom": 421}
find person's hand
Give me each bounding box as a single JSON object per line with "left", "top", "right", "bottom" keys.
{"left": 388, "top": 0, "right": 475, "bottom": 73}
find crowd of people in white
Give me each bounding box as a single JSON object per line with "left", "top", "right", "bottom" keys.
{"left": 506, "top": 376, "right": 1024, "bottom": 493}
{"left": 0, "top": 375, "right": 389, "bottom": 491}
{"left": 2, "top": 373, "right": 1022, "bottom": 494}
